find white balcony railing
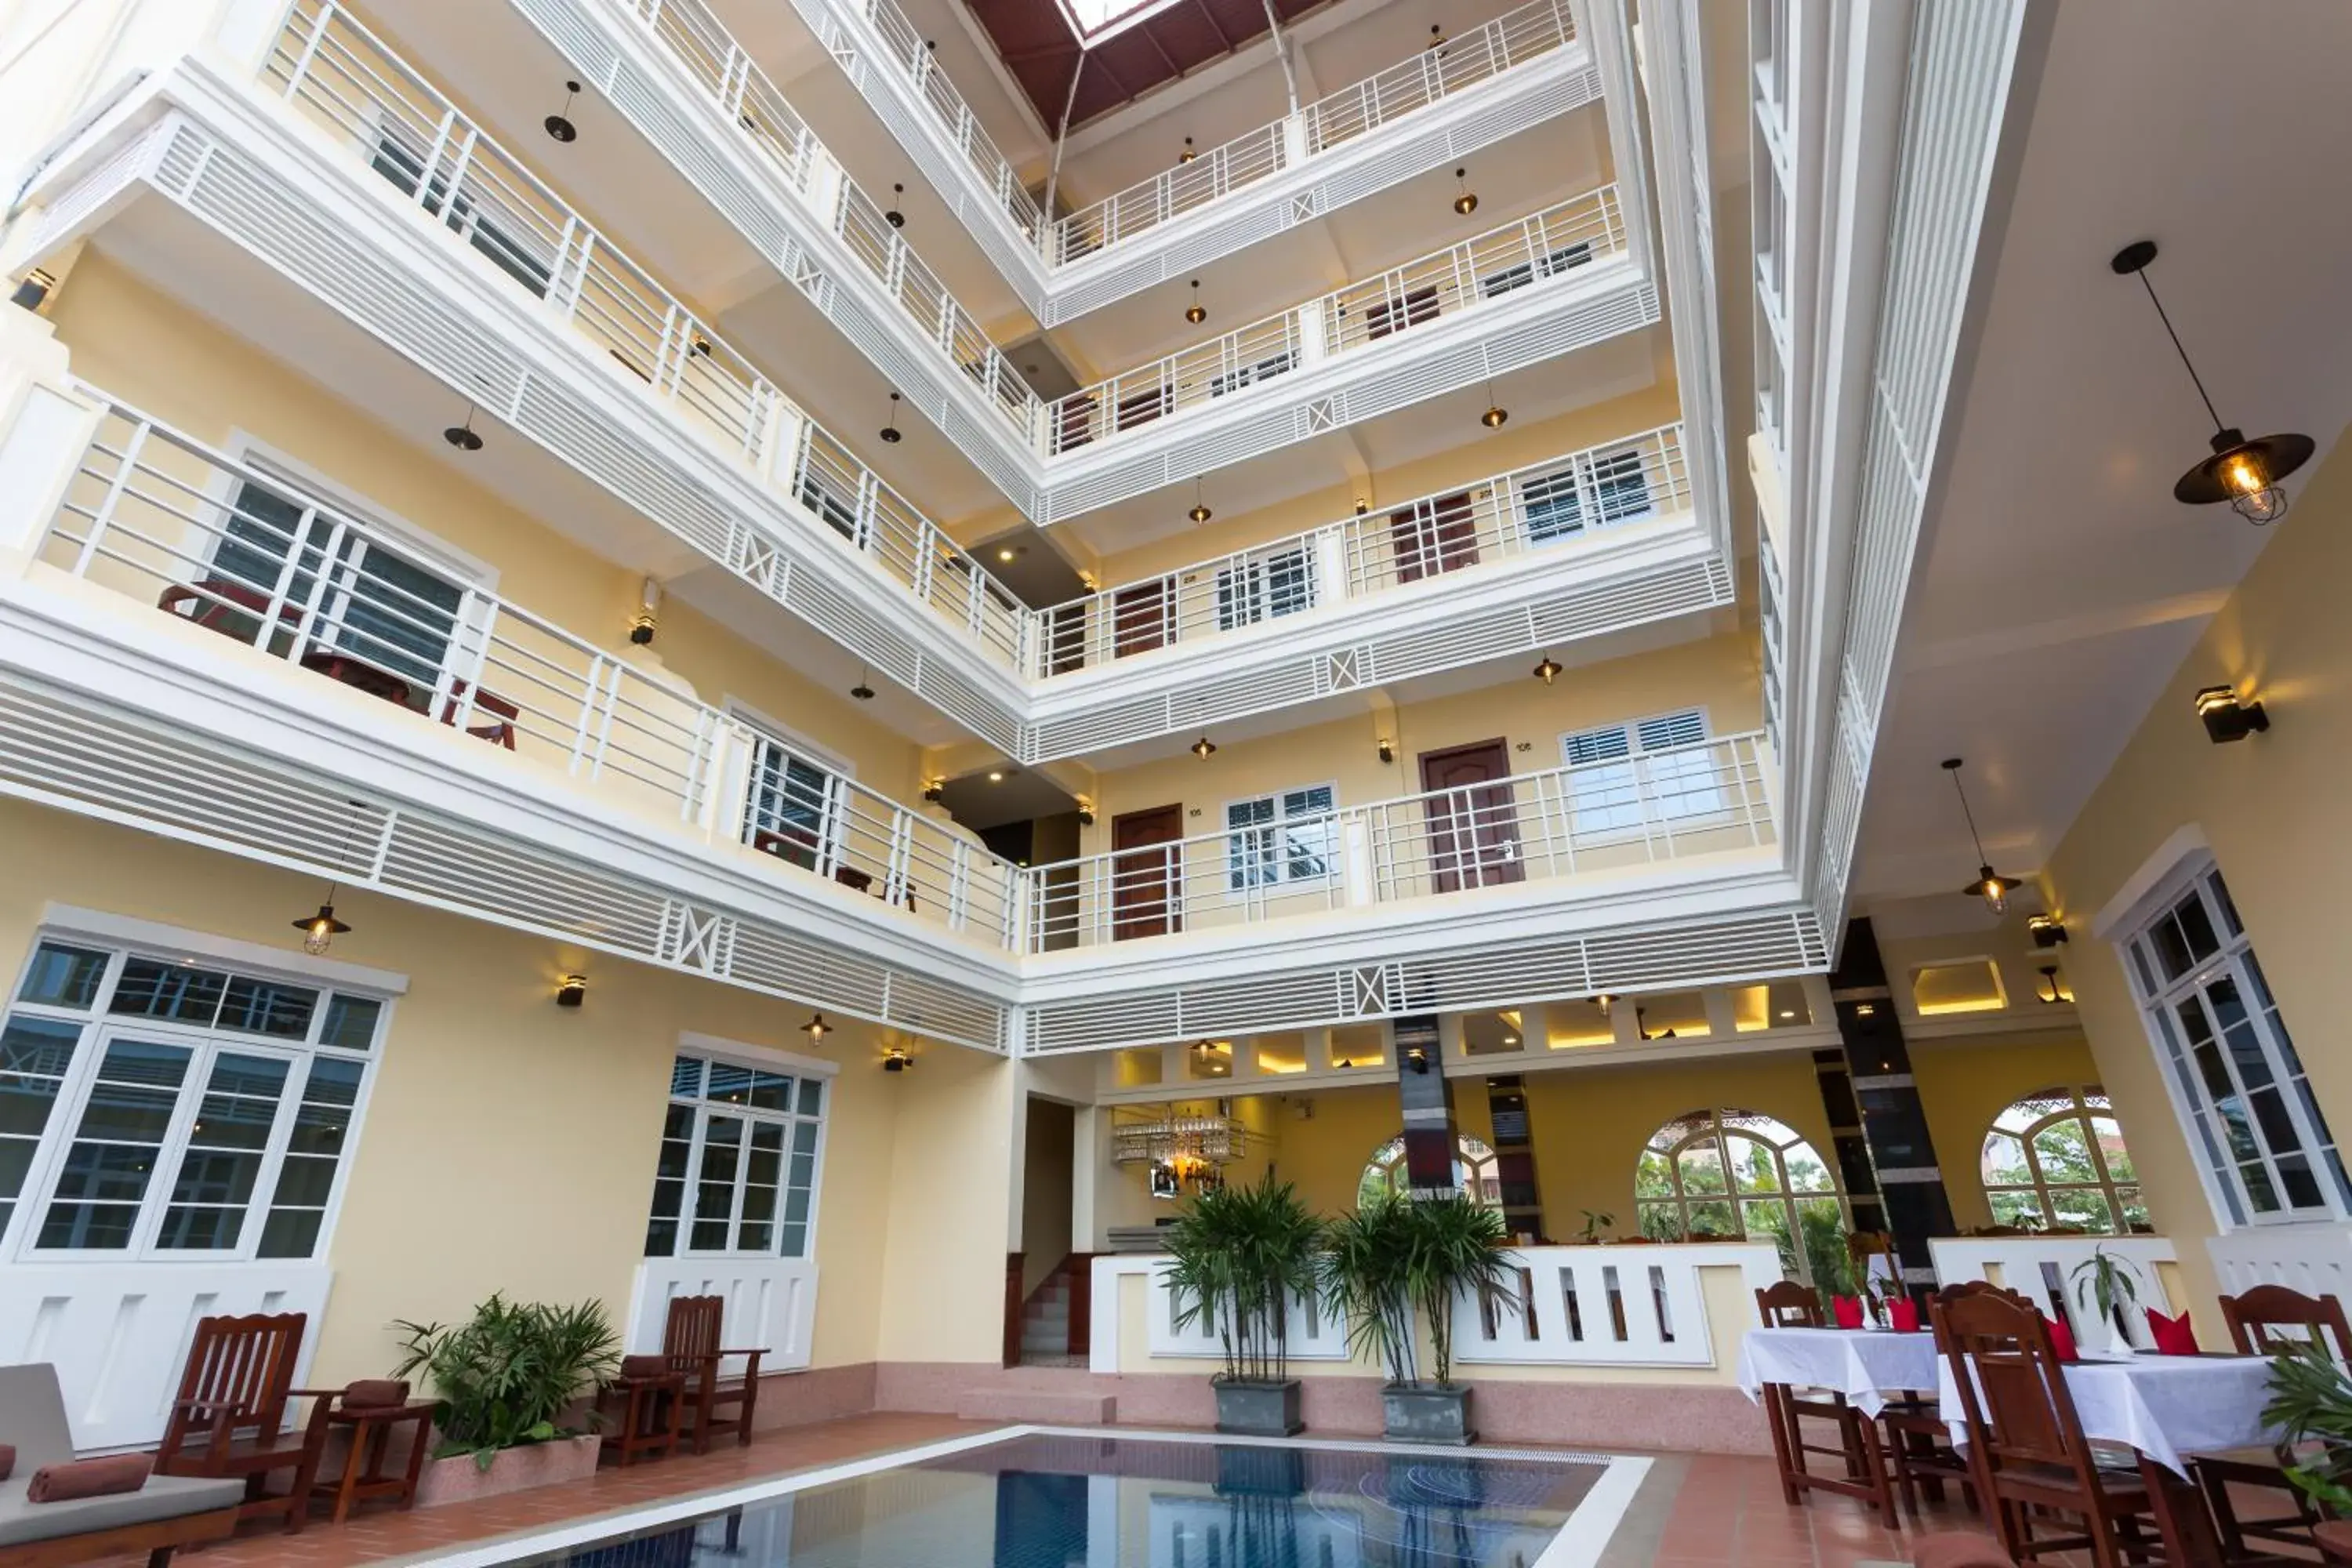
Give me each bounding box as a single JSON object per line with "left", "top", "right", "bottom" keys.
{"left": 265, "top": 0, "right": 1029, "bottom": 673}
{"left": 1043, "top": 1, "right": 1575, "bottom": 266}
{"left": 1023, "top": 731, "right": 1773, "bottom": 952}
{"left": 603, "top": 0, "right": 1046, "bottom": 440}
{"left": 1047, "top": 187, "right": 1626, "bottom": 455}
{"left": 33, "top": 395, "right": 1028, "bottom": 948}
{"left": 1034, "top": 424, "right": 1690, "bottom": 675}
{"left": 855, "top": 0, "right": 1044, "bottom": 246}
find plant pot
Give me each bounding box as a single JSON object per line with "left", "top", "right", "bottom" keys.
{"left": 1213, "top": 1378, "right": 1304, "bottom": 1437}
{"left": 413, "top": 1432, "right": 601, "bottom": 1508}
{"left": 1382, "top": 1382, "right": 1476, "bottom": 1446}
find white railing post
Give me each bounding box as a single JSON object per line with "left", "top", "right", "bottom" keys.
{"left": 1295, "top": 299, "right": 1330, "bottom": 365}
{"left": 1312, "top": 524, "right": 1350, "bottom": 610}
{"left": 1342, "top": 816, "right": 1375, "bottom": 907}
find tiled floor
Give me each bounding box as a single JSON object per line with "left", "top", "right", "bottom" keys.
{"left": 112, "top": 1417, "right": 2005, "bottom": 1567}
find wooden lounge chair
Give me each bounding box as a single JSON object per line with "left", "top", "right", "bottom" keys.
{"left": 0, "top": 1363, "right": 242, "bottom": 1568}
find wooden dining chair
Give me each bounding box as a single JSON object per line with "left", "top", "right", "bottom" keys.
{"left": 1931, "top": 1290, "right": 2159, "bottom": 1568}
{"left": 2192, "top": 1286, "right": 2351, "bottom": 1557}
{"left": 151, "top": 1312, "right": 332, "bottom": 1534}
{"left": 661, "top": 1296, "right": 768, "bottom": 1454}
{"left": 1751, "top": 1280, "right": 1899, "bottom": 1519}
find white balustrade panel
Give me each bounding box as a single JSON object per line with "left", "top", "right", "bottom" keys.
{"left": 1454, "top": 1243, "right": 1781, "bottom": 1368}
{"left": 1138, "top": 1260, "right": 1348, "bottom": 1363}
{"left": 0, "top": 1261, "right": 332, "bottom": 1451}
{"left": 1928, "top": 1236, "right": 2179, "bottom": 1348}
{"left": 2206, "top": 1221, "right": 2352, "bottom": 1301}
{"left": 626, "top": 1258, "right": 817, "bottom": 1370}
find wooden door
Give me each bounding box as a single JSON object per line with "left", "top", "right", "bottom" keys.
{"left": 1111, "top": 804, "right": 1185, "bottom": 939}
{"left": 1365, "top": 285, "right": 1440, "bottom": 340}
{"left": 1418, "top": 739, "right": 1522, "bottom": 892}
{"left": 1112, "top": 579, "right": 1171, "bottom": 657}
{"left": 1390, "top": 492, "right": 1479, "bottom": 583}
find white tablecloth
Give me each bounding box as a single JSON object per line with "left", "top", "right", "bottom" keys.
{"left": 1936, "top": 1354, "right": 2281, "bottom": 1475}
{"left": 1737, "top": 1327, "right": 1943, "bottom": 1417}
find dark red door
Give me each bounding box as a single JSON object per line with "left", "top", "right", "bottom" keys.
{"left": 1390, "top": 492, "right": 1479, "bottom": 583}
{"left": 1111, "top": 804, "right": 1185, "bottom": 939}
{"left": 1112, "top": 579, "right": 1171, "bottom": 657}
{"left": 1418, "top": 739, "right": 1522, "bottom": 893}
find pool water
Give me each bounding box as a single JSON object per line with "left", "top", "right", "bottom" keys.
{"left": 504, "top": 1432, "right": 1619, "bottom": 1568}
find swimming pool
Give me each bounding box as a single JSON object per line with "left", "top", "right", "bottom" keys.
{"left": 444, "top": 1428, "right": 1647, "bottom": 1568}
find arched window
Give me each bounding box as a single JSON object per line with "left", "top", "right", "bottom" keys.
{"left": 1636, "top": 1109, "right": 1843, "bottom": 1273}
{"left": 1981, "top": 1087, "right": 2148, "bottom": 1233}
{"left": 1359, "top": 1134, "right": 1500, "bottom": 1208}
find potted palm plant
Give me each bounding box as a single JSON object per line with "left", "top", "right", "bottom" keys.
{"left": 391, "top": 1294, "right": 620, "bottom": 1503}
{"left": 1163, "top": 1171, "right": 1323, "bottom": 1436}
{"left": 1323, "top": 1192, "right": 1516, "bottom": 1445}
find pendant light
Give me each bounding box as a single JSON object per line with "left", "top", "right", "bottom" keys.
{"left": 1191, "top": 735, "right": 1218, "bottom": 759}
{"left": 1452, "top": 167, "right": 1479, "bottom": 217}
{"left": 442, "top": 404, "right": 485, "bottom": 452}
{"left": 1185, "top": 279, "right": 1206, "bottom": 325}
{"left": 2112, "top": 241, "right": 2313, "bottom": 525}
{"left": 544, "top": 80, "right": 582, "bottom": 143}
{"left": 1942, "top": 757, "right": 2020, "bottom": 916}
{"left": 879, "top": 391, "right": 902, "bottom": 444}
{"left": 850, "top": 666, "right": 875, "bottom": 701}
{"left": 800, "top": 1011, "right": 833, "bottom": 1041}
{"left": 1479, "top": 378, "right": 1508, "bottom": 429}
{"left": 1187, "top": 478, "right": 1212, "bottom": 524}
{"left": 1532, "top": 655, "right": 1561, "bottom": 685}
{"left": 1178, "top": 136, "right": 1198, "bottom": 165}
{"left": 1428, "top": 24, "right": 1447, "bottom": 52}
{"left": 885, "top": 183, "right": 906, "bottom": 228}
{"left": 293, "top": 801, "right": 363, "bottom": 955}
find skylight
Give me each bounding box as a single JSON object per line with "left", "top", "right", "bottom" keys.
{"left": 1052, "top": 0, "right": 1185, "bottom": 44}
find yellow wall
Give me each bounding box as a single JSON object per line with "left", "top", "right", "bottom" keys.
{"left": 1909, "top": 1033, "right": 2104, "bottom": 1232}
{"left": 39, "top": 252, "right": 927, "bottom": 802}
{"left": 873, "top": 1044, "right": 1018, "bottom": 1364}
{"left": 2042, "top": 422, "right": 2352, "bottom": 1305}
{"left": 0, "top": 797, "right": 1000, "bottom": 1381}
{"left": 1079, "top": 628, "right": 1759, "bottom": 851}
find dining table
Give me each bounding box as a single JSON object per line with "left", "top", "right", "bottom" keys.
{"left": 1737, "top": 1323, "right": 1942, "bottom": 1416}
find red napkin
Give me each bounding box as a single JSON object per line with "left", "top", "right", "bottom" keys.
{"left": 1831, "top": 1294, "right": 1864, "bottom": 1329}
{"left": 2147, "top": 1308, "right": 2199, "bottom": 1356}
{"left": 1888, "top": 1298, "right": 1921, "bottom": 1333}
{"left": 2042, "top": 1311, "right": 2079, "bottom": 1363}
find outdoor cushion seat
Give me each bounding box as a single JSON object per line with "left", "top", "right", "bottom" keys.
{"left": 0, "top": 1363, "right": 242, "bottom": 1553}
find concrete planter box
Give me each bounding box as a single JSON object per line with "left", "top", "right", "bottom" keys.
{"left": 1382, "top": 1383, "right": 1476, "bottom": 1446}
{"left": 1212, "top": 1378, "right": 1303, "bottom": 1437}
{"left": 414, "top": 1433, "right": 601, "bottom": 1508}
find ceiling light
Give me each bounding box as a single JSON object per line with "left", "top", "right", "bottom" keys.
{"left": 1595, "top": 993, "right": 1615, "bottom": 1015}
{"left": 442, "top": 405, "right": 484, "bottom": 452}
{"left": 544, "top": 80, "right": 582, "bottom": 143}
{"left": 2195, "top": 684, "right": 2269, "bottom": 743}
{"left": 2112, "top": 241, "right": 2313, "bottom": 525}
{"left": 885, "top": 183, "right": 906, "bottom": 228}
{"left": 1533, "top": 655, "right": 1561, "bottom": 685}
{"left": 1178, "top": 136, "right": 1197, "bottom": 165}
{"left": 1191, "top": 736, "right": 1217, "bottom": 759}
{"left": 1777, "top": 1009, "right": 1797, "bottom": 1020}
{"left": 1428, "top": 24, "right": 1446, "bottom": 51}
{"left": 1856, "top": 1002, "right": 1877, "bottom": 1018}
{"left": 1941, "top": 757, "right": 2020, "bottom": 916}
{"left": 997, "top": 546, "right": 1018, "bottom": 562}
{"left": 1185, "top": 279, "right": 1206, "bottom": 325}
{"left": 1501, "top": 1035, "right": 1519, "bottom": 1047}
{"left": 800, "top": 1012, "right": 833, "bottom": 1041}
{"left": 292, "top": 903, "right": 350, "bottom": 956}
{"left": 880, "top": 391, "right": 902, "bottom": 444}
{"left": 1188, "top": 477, "right": 1211, "bottom": 524}
{"left": 850, "top": 666, "right": 876, "bottom": 701}
{"left": 987, "top": 769, "right": 1006, "bottom": 782}
{"left": 1479, "top": 377, "right": 1507, "bottom": 428}
{"left": 1453, "top": 168, "right": 1478, "bottom": 217}
{"left": 2027, "top": 913, "right": 2069, "bottom": 949}
{"left": 556, "top": 975, "right": 587, "bottom": 1007}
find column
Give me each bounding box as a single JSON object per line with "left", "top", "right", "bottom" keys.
{"left": 1483, "top": 1075, "right": 1544, "bottom": 1242}
{"left": 1828, "top": 917, "right": 1956, "bottom": 1293}
{"left": 1391, "top": 1014, "right": 1454, "bottom": 1196}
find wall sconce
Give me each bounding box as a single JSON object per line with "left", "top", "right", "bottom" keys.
{"left": 1076, "top": 798, "right": 1097, "bottom": 826}
{"left": 800, "top": 1012, "right": 833, "bottom": 1042}
{"left": 2195, "top": 685, "right": 2269, "bottom": 743}
{"left": 883, "top": 1046, "right": 913, "bottom": 1072}
{"left": 1406, "top": 1045, "right": 1431, "bottom": 1075}
{"left": 2027, "top": 914, "right": 2069, "bottom": 949}
{"left": 556, "top": 975, "right": 587, "bottom": 1007}
{"left": 923, "top": 779, "right": 944, "bottom": 803}
{"left": 2036, "top": 966, "right": 2067, "bottom": 1005}
{"left": 1855, "top": 1002, "right": 1877, "bottom": 1018}
{"left": 630, "top": 577, "right": 660, "bottom": 645}
{"left": 1377, "top": 738, "right": 1396, "bottom": 764}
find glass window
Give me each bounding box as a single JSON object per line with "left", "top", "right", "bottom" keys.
{"left": 1359, "top": 1134, "right": 1501, "bottom": 1208}
{"left": 2, "top": 935, "right": 387, "bottom": 1261}
{"left": 1980, "top": 1086, "right": 2147, "bottom": 1234}
{"left": 643, "top": 1051, "right": 828, "bottom": 1260}
{"left": 2122, "top": 863, "right": 2347, "bottom": 1225}
{"left": 1562, "top": 710, "right": 1719, "bottom": 835}
{"left": 1225, "top": 786, "right": 1337, "bottom": 891}
{"left": 1636, "top": 1109, "right": 1845, "bottom": 1282}
{"left": 1214, "top": 546, "right": 1315, "bottom": 631}
{"left": 1519, "top": 445, "right": 1653, "bottom": 544}
{"left": 742, "top": 733, "right": 839, "bottom": 873}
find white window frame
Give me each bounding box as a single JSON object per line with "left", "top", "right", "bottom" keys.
{"left": 1558, "top": 707, "right": 1721, "bottom": 840}
{"left": 2, "top": 909, "right": 397, "bottom": 1266}
{"left": 1221, "top": 782, "right": 1340, "bottom": 896}
{"left": 2118, "top": 855, "right": 2347, "bottom": 1229}
{"left": 1359, "top": 1134, "right": 1501, "bottom": 1208}
{"left": 726, "top": 698, "right": 856, "bottom": 872}
{"left": 646, "top": 1035, "right": 836, "bottom": 1263}
{"left": 1979, "top": 1086, "right": 2148, "bottom": 1235}
{"left": 1635, "top": 1108, "right": 1846, "bottom": 1276}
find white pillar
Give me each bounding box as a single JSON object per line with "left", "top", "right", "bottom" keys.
{"left": 0, "top": 310, "right": 98, "bottom": 568}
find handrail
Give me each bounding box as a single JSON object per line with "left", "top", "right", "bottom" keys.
{"left": 263, "top": 0, "right": 1029, "bottom": 673}
{"left": 1052, "top": 0, "right": 1577, "bottom": 266}
{"left": 608, "top": 0, "right": 1045, "bottom": 440}
{"left": 1047, "top": 185, "right": 1627, "bottom": 455}
{"left": 1022, "top": 731, "right": 1773, "bottom": 951}
{"left": 855, "top": 0, "right": 1044, "bottom": 244}
{"left": 37, "top": 393, "right": 1028, "bottom": 949}
{"left": 1033, "top": 424, "right": 1689, "bottom": 676}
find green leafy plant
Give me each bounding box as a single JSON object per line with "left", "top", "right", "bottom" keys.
{"left": 2068, "top": 1246, "right": 2141, "bottom": 1331}
{"left": 2263, "top": 1338, "right": 2352, "bottom": 1514}
{"left": 390, "top": 1295, "right": 621, "bottom": 1469}
{"left": 1164, "top": 1171, "right": 1324, "bottom": 1386}
{"left": 1577, "top": 1209, "right": 1615, "bottom": 1243}
{"left": 1407, "top": 1193, "right": 1516, "bottom": 1386}
{"left": 1321, "top": 1196, "right": 1417, "bottom": 1385}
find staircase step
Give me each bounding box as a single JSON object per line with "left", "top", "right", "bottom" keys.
{"left": 956, "top": 1387, "right": 1113, "bottom": 1425}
